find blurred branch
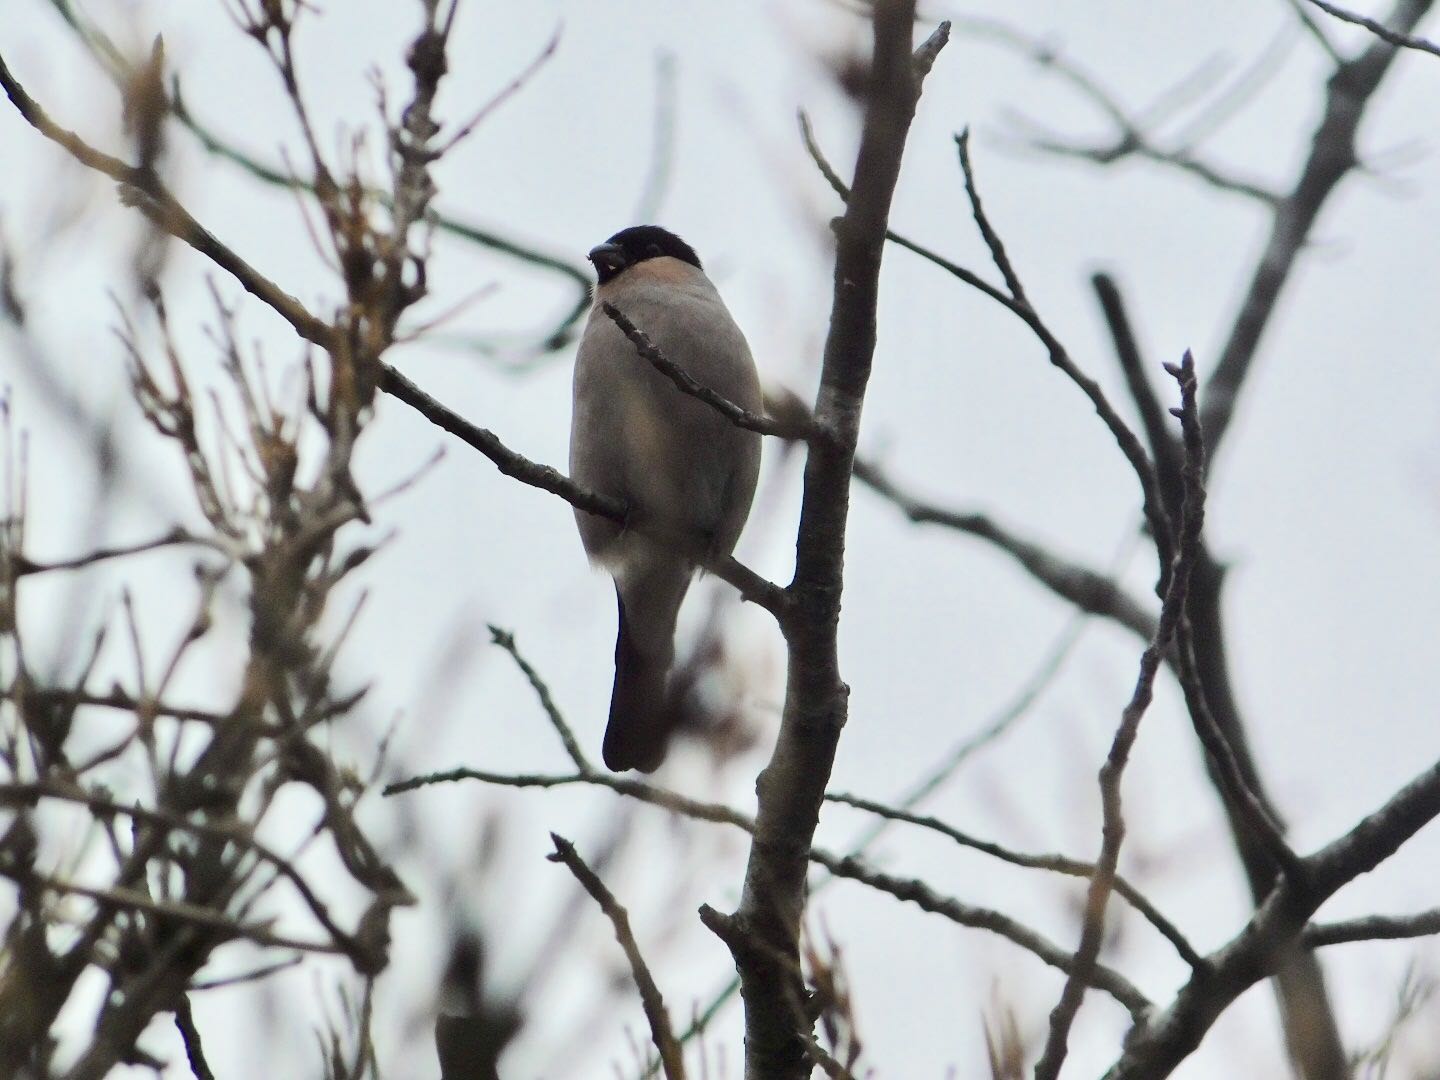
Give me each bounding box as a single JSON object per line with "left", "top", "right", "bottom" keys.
{"left": 1091, "top": 273, "right": 1186, "bottom": 523}
{"left": 10, "top": 527, "right": 222, "bottom": 576}
{"left": 548, "top": 835, "right": 686, "bottom": 1080}
{"left": 44, "top": 0, "right": 592, "bottom": 354}
{"left": 632, "top": 52, "right": 679, "bottom": 222}
{"left": 386, "top": 763, "right": 1149, "bottom": 1016}
{"left": 173, "top": 996, "right": 215, "bottom": 1080}
{"left": 1282, "top": 0, "right": 1348, "bottom": 64}
{"left": 1202, "top": 0, "right": 1436, "bottom": 456}
{"left": 951, "top": 15, "right": 1283, "bottom": 203}
{"left": 0, "top": 50, "right": 333, "bottom": 348}
{"left": 0, "top": 780, "right": 367, "bottom": 963}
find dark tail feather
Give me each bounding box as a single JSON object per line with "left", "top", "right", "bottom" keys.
{"left": 603, "top": 592, "right": 672, "bottom": 773}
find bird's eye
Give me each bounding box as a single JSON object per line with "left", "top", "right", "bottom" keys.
{"left": 647, "top": 244, "right": 663, "bottom": 258}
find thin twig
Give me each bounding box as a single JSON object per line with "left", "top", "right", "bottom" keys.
{"left": 437, "top": 27, "right": 562, "bottom": 154}
{"left": 809, "top": 851, "right": 1151, "bottom": 1020}
{"left": 1034, "top": 352, "right": 1207, "bottom": 1080}
{"left": 951, "top": 15, "right": 1281, "bottom": 203}
{"left": 487, "top": 626, "right": 589, "bottom": 771}
{"left": 1305, "top": 0, "right": 1440, "bottom": 55}
{"left": 378, "top": 364, "right": 788, "bottom": 614}
{"left": 1282, "top": 0, "right": 1348, "bottom": 63}
{"left": 548, "top": 834, "right": 686, "bottom": 1080}
{"left": 10, "top": 528, "right": 223, "bottom": 576}
{"left": 824, "top": 791, "right": 1204, "bottom": 969}
{"left": 954, "top": 130, "right": 1176, "bottom": 595}
{"left": 30, "top": 873, "right": 343, "bottom": 956}
{"left": 601, "top": 303, "right": 811, "bottom": 440}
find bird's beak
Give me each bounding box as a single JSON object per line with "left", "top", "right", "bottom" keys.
{"left": 588, "top": 242, "right": 629, "bottom": 277}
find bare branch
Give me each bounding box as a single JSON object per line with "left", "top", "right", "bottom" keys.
{"left": 954, "top": 131, "right": 1175, "bottom": 596}
{"left": 1305, "top": 0, "right": 1440, "bottom": 56}
{"left": 378, "top": 364, "right": 788, "bottom": 616}
{"left": 0, "top": 50, "right": 333, "bottom": 349}
{"left": 1171, "top": 619, "right": 1305, "bottom": 882}
{"left": 27, "top": 873, "right": 344, "bottom": 956}
{"left": 385, "top": 766, "right": 1147, "bottom": 1016}
{"left": 1035, "top": 352, "right": 1208, "bottom": 1080}
{"left": 1281, "top": 0, "right": 1348, "bottom": 63}
{"left": 487, "top": 626, "right": 590, "bottom": 772}
{"left": 1106, "top": 752, "right": 1440, "bottom": 1078}
{"left": 799, "top": 111, "right": 1014, "bottom": 312}
{"left": 601, "top": 303, "right": 810, "bottom": 439}
{"left": 722, "top": 9, "right": 950, "bottom": 1074}
{"left": 1091, "top": 273, "right": 1185, "bottom": 522}
{"left": 10, "top": 527, "right": 222, "bottom": 577}
{"left": 952, "top": 16, "right": 1282, "bottom": 203}
{"left": 852, "top": 457, "right": 1158, "bottom": 639}
{"left": 824, "top": 791, "right": 1204, "bottom": 969}
{"left": 1305, "top": 909, "right": 1440, "bottom": 948}
{"left": 1202, "top": 0, "right": 1436, "bottom": 456}
{"left": 548, "top": 834, "right": 686, "bottom": 1080}
{"left": 810, "top": 850, "right": 1152, "bottom": 1020}
{"left": 437, "top": 27, "right": 562, "bottom": 154}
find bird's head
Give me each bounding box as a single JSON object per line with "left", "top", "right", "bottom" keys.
{"left": 587, "top": 225, "right": 702, "bottom": 285}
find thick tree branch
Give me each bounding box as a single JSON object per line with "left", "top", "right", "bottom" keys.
{"left": 715, "top": 9, "right": 948, "bottom": 1076}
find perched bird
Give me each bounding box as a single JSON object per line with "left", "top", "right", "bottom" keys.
{"left": 570, "top": 226, "right": 762, "bottom": 772}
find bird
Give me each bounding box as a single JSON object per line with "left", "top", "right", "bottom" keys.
{"left": 570, "top": 225, "right": 762, "bottom": 773}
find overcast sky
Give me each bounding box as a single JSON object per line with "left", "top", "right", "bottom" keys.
{"left": 3, "top": 0, "right": 1440, "bottom": 1076}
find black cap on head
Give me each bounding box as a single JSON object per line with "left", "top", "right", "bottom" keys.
{"left": 588, "top": 225, "right": 701, "bottom": 284}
